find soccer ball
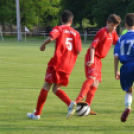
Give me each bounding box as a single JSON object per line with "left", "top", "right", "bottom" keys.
{"left": 76, "top": 102, "right": 90, "bottom": 116}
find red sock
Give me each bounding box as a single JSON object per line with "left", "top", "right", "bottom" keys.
{"left": 56, "top": 89, "right": 71, "bottom": 106}
{"left": 35, "top": 89, "right": 48, "bottom": 115}
{"left": 85, "top": 86, "right": 97, "bottom": 106}
{"left": 76, "top": 78, "right": 94, "bottom": 103}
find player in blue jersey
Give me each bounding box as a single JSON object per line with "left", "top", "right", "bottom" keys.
{"left": 114, "top": 13, "right": 134, "bottom": 122}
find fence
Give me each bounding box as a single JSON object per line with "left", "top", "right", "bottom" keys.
{"left": 0, "top": 31, "right": 97, "bottom": 43}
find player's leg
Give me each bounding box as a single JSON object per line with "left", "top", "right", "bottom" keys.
{"left": 51, "top": 70, "right": 72, "bottom": 106}
{"left": 67, "top": 54, "right": 96, "bottom": 119}
{"left": 85, "top": 80, "right": 99, "bottom": 106}
{"left": 52, "top": 83, "right": 71, "bottom": 106}
{"left": 121, "top": 87, "right": 132, "bottom": 122}
{"left": 75, "top": 53, "right": 96, "bottom": 103}
{"left": 76, "top": 54, "right": 101, "bottom": 103}
{"left": 52, "top": 83, "right": 76, "bottom": 119}
{"left": 27, "top": 82, "right": 52, "bottom": 119}
{"left": 66, "top": 76, "right": 95, "bottom": 119}
{"left": 27, "top": 66, "right": 53, "bottom": 120}
{"left": 85, "top": 80, "right": 99, "bottom": 115}
{"left": 120, "top": 64, "right": 133, "bottom": 122}
{"left": 75, "top": 76, "right": 95, "bottom": 102}
{"left": 85, "top": 57, "right": 102, "bottom": 115}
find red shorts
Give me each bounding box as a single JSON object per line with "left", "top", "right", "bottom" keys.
{"left": 45, "top": 66, "right": 69, "bottom": 86}
{"left": 85, "top": 53, "right": 102, "bottom": 82}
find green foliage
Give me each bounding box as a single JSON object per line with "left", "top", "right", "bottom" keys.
{"left": 60, "top": 0, "right": 97, "bottom": 31}
{"left": 92, "top": 0, "right": 133, "bottom": 27}
{"left": 0, "top": 0, "right": 16, "bottom": 24}
{"left": 19, "top": 0, "right": 61, "bottom": 29}
{"left": 20, "top": 0, "right": 37, "bottom": 29}
{"left": 126, "top": 1, "right": 134, "bottom": 13}
{"left": 1, "top": 0, "right": 134, "bottom": 30}
{"left": 0, "top": 0, "right": 61, "bottom": 30}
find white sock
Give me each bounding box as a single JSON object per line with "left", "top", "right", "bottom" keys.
{"left": 125, "top": 93, "right": 132, "bottom": 109}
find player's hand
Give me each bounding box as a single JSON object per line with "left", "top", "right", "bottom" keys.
{"left": 40, "top": 45, "right": 45, "bottom": 51}
{"left": 85, "top": 60, "right": 94, "bottom": 67}
{"left": 115, "top": 71, "right": 120, "bottom": 80}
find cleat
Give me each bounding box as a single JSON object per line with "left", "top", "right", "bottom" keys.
{"left": 27, "top": 110, "right": 40, "bottom": 120}
{"left": 121, "top": 108, "right": 131, "bottom": 122}
{"left": 89, "top": 110, "right": 97, "bottom": 115}
{"left": 66, "top": 101, "right": 77, "bottom": 119}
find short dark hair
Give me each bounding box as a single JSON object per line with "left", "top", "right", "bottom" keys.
{"left": 107, "top": 14, "right": 121, "bottom": 25}
{"left": 61, "top": 10, "right": 74, "bottom": 23}
{"left": 125, "top": 13, "right": 134, "bottom": 27}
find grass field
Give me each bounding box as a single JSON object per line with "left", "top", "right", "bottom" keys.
{"left": 0, "top": 38, "right": 134, "bottom": 134}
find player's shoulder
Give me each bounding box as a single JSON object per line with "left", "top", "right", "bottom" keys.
{"left": 96, "top": 27, "right": 106, "bottom": 34}
{"left": 54, "top": 25, "right": 78, "bottom": 32}
{"left": 118, "top": 34, "right": 125, "bottom": 44}
{"left": 52, "top": 25, "right": 61, "bottom": 31}
{"left": 120, "top": 32, "right": 130, "bottom": 40}
{"left": 68, "top": 26, "right": 80, "bottom": 34}
{"left": 95, "top": 27, "right": 107, "bottom": 38}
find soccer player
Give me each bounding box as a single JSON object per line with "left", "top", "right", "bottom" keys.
{"left": 27, "top": 10, "right": 82, "bottom": 120}
{"left": 67, "top": 14, "right": 121, "bottom": 117}
{"left": 114, "top": 13, "right": 134, "bottom": 122}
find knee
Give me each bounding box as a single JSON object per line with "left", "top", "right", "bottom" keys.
{"left": 92, "top": 80, "right": 99, "bottom": 88}
{"left": 43, "top": 82, "right": 51, "bottom": 91}
{"left": 127, "top": 87, "right": 133, "bottom": 94}
{"left": 52, "top": 86, "right": 57, "bottom": 94}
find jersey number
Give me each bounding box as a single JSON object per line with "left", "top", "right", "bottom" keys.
{"left": 66, "top": 38, "right": 73, "bottom": 51}
{"left": 120, "top": 39, "right": 134, "bottom": 55}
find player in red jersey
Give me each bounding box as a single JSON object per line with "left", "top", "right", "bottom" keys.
{"left": 27, "top": 10, "right": 82, "bottom": 120}
{"left": 67, "top": 14, "right": 121, "bottom": 117}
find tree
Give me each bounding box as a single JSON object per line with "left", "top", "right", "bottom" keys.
{"left": 19, "top": 0, "right": 61, "bottom": 29}
{"left": 40, "top": 0, "right": 62, "bottom": 27}
{"left": 0, "top": 0, "right": 16, "bottom": 33}
{"left": 92, "top": 0, "right": 132, "bottom": 27}
{"left": 60, "top": 0, "right": 97, "bottom": 32}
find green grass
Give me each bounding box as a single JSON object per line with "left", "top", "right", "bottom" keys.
{"left": 0, "top": 38, "right": 134, "bottom": 134}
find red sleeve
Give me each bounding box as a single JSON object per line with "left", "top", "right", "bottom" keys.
{"left": 77, "top": 33, "right": 82, "bottom": 52}
{"left": 49, "top": 26, "right": 60, "bottom": 40}
{"left": 91, "top": 30, "right": 106, "bottom": 48}
{"left": 113, "top": 31, "right": 119, "bottom": 45}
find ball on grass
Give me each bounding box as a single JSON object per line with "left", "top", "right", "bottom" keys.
{"left": 76, "top": 102, "right": 90, "bottom": 116}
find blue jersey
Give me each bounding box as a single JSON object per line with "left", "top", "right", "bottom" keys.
{"left": 114, "top": 30, "right": 134, "bottom": 64}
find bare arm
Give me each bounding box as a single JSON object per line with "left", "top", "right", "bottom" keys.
{"left": 40, "top": 36, "right": 54, "bottom": 51}
{"left": 85, "top": 46, "right": 95, "bottom": 67}
{"left": 114, "top": 56, "right": 120, "bottom": 80}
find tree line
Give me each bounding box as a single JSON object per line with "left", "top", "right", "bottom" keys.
{"left": 0, "top": 0, "right": 134, "bottom": 32}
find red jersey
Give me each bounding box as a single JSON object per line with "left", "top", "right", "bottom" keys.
{"left": 48, "top": 25, "right": 82, "bottom": 74}
{"left": 87, "top": 27, "right": 118, "bottom": 58}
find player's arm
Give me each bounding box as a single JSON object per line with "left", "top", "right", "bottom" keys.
{"left": 85, "top": 46, "right": 95, "bottom": 67}
{"left": 40, "top": 26, "right": 60, "bottom": 51}
{"left": 86, "top": 30, "right": 104, "bottom": 67}
{"left": 77, "top": 33, "right": 82, "bottom": 55}
{"left": 114, "top": 39, "right": 120, "bottom": 80}
{"left": 40, "top": 36, "right": 54, "bottom": 51}
{"left": 114, "top": 56, "right": 120, "bottom": 80}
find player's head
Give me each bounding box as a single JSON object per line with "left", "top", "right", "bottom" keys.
{"left": 125, "top": 13, "right": 134, "bottom": 28}
{"left": 107, "top": 14, "right": 121, "bottom": 33}
{"left": 61, "top": 10, "right": 74, "bottom": 25}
